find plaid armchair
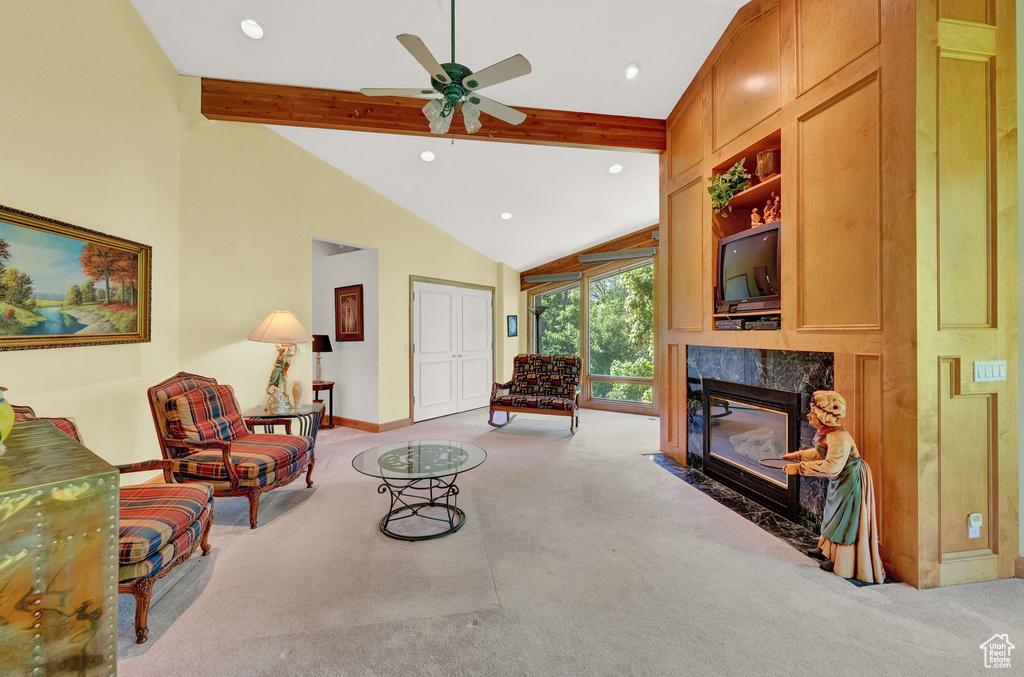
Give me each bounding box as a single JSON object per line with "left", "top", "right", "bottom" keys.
{"left": 12, "top": 404, "right": 213, "bottom": 644}
{"left": 146, "top": 372, "right": 317, "bottom": 529}
{"left": 489, "top": 354, "right": 582, "bottom": 433}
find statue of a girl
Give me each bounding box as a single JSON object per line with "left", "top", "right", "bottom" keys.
{"left": 782, "top": 390, "right": 885, "bottom": 583}
{"left": 264, "top": 343, "right": 297, "bottom": 413}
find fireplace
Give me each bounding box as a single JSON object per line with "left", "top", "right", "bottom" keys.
{"left": 702, "top": 379, "right": 800, "bottom": 519}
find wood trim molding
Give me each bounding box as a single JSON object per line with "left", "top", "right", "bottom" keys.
{"left": 333, "top": 416, "right": 412, "bottom": 433}
{"left": 580, "top": 399, "right": 656, "bottom": 415}
{"left": 520, "top": 224, "right": 659, "bottom": 291}
{"left": 1016, "top": 557, "right": 1024, "bottom": 579}
{"left": 200, "top": 78, "right": 666, "bottom": 153}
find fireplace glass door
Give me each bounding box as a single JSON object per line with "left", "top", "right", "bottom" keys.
{"left": 707, "top": 396, "right": 788, "bottom": 487}
{"left": 702, "top": 379, "right": 800, "bottom": 519}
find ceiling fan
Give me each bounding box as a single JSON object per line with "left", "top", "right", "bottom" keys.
{"left": 359, "top": 0, "right": 532, "bottom": 135}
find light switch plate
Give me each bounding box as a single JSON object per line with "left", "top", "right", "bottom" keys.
{"left": 974, "top": 360, "right": 1007, "bottom": 383}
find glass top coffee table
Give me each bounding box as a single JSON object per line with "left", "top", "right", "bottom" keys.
{"left": 351, "top": 440, "right": 487, "bottom": 541}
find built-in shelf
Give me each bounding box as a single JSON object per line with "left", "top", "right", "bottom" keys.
{"left": 726, "top": 174, "right": 780, "bottom": 213}
{"left": 713, "top": 311, "right": 781, "bottom": 331}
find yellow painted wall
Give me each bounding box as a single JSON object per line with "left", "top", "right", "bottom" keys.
{"left": 179, "top": 119, "right": 511, "bottom": 424}
{"left": 496, "top": 263, "right": 528, "bottom": 381}
{"left": 0, "top": 1, "right": 182, "bottom": 465}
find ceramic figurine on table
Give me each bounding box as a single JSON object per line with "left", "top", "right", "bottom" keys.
{"left": 781, "top": 390, "right": 885, "bottom": 583}
{"left": 290, "top": 381, "right": 303, "bottom": 409}
{"left": 264, "top": 343, "right": 297, "bottom": 413}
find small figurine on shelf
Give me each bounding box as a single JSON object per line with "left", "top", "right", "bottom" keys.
{"left": 750, "top": 208, "right": 762, "bottom": 227}
{"left": 762, "top": 191, "right": 781, "bottom": 223}
{"left": 781, "top": 391, "right": 886, "bottom": 584}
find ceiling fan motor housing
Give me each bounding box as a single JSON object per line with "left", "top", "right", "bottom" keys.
{"left": 433, "top": 62, "right": 473, "bottom": 109}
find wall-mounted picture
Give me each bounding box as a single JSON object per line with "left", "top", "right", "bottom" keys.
{"left": 0, "top": 204, "right": 151, "bottom": 351}
{"left": 334, "top": 284, "right": 364, "bottom": 342}
{"left": 507, "top": 314, "right": 518, "bottom": 337}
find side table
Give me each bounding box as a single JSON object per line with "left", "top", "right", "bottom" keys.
{"left": 312, "top": 380, "right": 335, "bottom": 429}
{"left": 242, "top": 403, "right": 325, "bottom": 442}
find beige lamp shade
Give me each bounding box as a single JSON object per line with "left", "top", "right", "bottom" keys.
{"left": 247, "top": 311, "right": 313, "bottom": 344}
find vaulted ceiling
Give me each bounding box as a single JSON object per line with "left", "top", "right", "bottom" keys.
{"left": 130, "top": 0, "right": 742, "bottom": 269}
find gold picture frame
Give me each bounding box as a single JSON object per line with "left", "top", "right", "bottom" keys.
{"left": 0, "top": 204, "right": 152, "bottom": 351}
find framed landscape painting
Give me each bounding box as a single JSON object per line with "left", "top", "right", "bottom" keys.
{"left": 0, "top": 204, "right": 151, "bottom": 351}
{"left": 334, "top": 284, "right": 364, "bottom": 342}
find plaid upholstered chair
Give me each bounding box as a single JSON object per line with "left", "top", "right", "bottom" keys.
{"left": 146, "top": 372, "right": 316, "bottom": 529}
{"left": 489, "top": 354, "right": 582, "bottom": 433}
{"left": 12, "top": 404, "right": 214, "bottom": 644}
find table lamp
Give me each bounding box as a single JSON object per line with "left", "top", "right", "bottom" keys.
{"left": 248, "top": 311, "right": 313, "bottom": 414}
{"left": 312, "top": 334, "right": 332, "bottom": 382}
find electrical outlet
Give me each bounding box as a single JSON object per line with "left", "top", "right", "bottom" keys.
{"left": 974, "top": 360, "right": 1007, "bottom": 382}
{"left": 968, "top": 512, "right": 983, "bottom": 539}
{"left": 391, "top": 404, "right": 397, "bottom": 414}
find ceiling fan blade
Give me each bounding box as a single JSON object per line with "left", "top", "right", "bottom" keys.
{"left": 360, "top": 88, "right": 436, "bottom": 97}
{"left": 463, "top": 54, "right": 532, "bottom": 91}
{"left": 396, "top": 34, "right": 451, "bottom": 85}
{"left": 468, "top": 94, "right": 528, "bottom": 125}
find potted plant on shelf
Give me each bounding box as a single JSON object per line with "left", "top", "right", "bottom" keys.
{"left": 708, "top": 160, "right": 751, "bottom": 216}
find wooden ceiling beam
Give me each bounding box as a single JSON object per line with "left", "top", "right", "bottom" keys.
{"left": 520, "top": 225, "right": 659, "bottom": 291}
{"left": 200, "top": 78, "right": 666, "bottom": 153}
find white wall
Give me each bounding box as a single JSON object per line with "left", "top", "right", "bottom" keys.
{"left": 312, "top": 239, "right": 379, "bottom": 424}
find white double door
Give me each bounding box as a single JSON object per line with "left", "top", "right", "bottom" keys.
{"left": 413, "top": 281, "right": 493, "bottom": 422}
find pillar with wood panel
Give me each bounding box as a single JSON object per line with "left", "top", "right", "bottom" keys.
{"left": 657, "top": 0, "right": 1017, "bottom": 588}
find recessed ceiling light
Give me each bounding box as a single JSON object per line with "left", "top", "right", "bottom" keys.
{"left": 500, "top": 213, "right": 512, "bottom": 221}
{"left": 608, "top": 163, "right": 624, "bottom": 174}
{"left": 622, "top": 62, "right": 641, "bottom": 80}
{"left": 239, "top": 19, "right": 265, "bottom": 40}
{"left": 420, "top": 151, "right": 435, "bottom": 162}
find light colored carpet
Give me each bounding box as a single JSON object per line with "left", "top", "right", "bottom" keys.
{"left": 117, "top": 409, "right": 1024, "bottom": 676}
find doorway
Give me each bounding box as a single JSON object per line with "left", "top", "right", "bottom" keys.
{"left": 411, "top": 279, "right": 494, "bottom": 422}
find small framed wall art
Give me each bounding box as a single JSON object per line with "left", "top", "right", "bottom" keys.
{"left": 0, "top": 204, "right": 152, "bottom": 351}
{"left": 507, "top": 315, "right": 518, "bottom": 337}
{"left": 334, "top": 284, "right": 364, "bottom": 342}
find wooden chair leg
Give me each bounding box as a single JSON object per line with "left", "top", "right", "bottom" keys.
{"left": 132, "top": 578, "right": 155, "bottom": 644}
{"left": 200, "top": 511, "right": 213, "bottom": 556}
{"left": 305, "top": 457, "right": 315, "bottom": 488}
{"left": 247, "top": 489, "right": 263, "bottom": 529}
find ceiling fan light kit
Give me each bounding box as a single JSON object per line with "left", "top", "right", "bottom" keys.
{"left": 360, "top": 0, "right": 532, "bottom": 135}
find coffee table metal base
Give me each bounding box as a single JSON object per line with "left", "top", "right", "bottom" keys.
{"left": 377, "top": 475, "right": 465, "bottom": 541}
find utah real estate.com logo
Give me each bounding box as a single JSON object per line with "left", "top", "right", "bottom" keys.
{"left": 980, "top": 634, "right": 1014, "bottom": 668}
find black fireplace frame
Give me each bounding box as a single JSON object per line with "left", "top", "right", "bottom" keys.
{"left": 702, "top": 378, "right": 801, "bottom": 519}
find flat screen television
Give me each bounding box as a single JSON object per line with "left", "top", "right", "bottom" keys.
{"left": 714, "top": 220, "right": 781, "bottom": 314}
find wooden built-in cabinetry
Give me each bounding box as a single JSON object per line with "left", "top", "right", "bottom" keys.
{"left": 658, "top": 0, "right": 1017, "bottom": 588}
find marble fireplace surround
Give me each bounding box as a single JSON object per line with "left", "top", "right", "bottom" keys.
{"left": 686, "top": 345, "right": 834, "bottom": 532}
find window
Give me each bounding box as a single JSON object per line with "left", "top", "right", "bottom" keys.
{"left": 536, "top": 283, "right": 580, "bottom": 356}
{"left": 587, "top": 262, "right": 654, "bottom": 403}
{"left": 528, "top": 258, "right": 656, "bottom": 412}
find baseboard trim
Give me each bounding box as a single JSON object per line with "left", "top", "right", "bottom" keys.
{"left": 332, "top": 416, "right": 412, "bottom": 433}
{"left": 1015, "top": 557, "right": 1024, "bottom": 579}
